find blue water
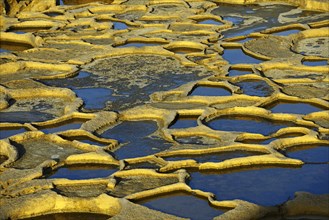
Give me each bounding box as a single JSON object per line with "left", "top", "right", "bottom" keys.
{"left": 223, "top": 48, "right": 264, "bottom": 64}
{"left": 165, "top": 151, "right": 261, "bottom": 163}
{"left": 113, "top": 21, "right": 128, "bottom": 30}
{"left": 140, "top": 193, "right": 225, "bottom": 220}
{"left": 169, "top": 116, "right": 198, "bottom": 129}
{"left": 228, "top": 69, "right": 252, "bottom": 76}
{"left": 0, "top": 127, "right": 27, "bottom": 139}
{"left": 222, "top": 25, "right": 268, "bottom": 39}
{"left": 0, "top": 111, "right": 55, "bottom": 123}
{"left": 267, "top": 102, "right": 326, "bottom": 114}
{"left": 235, "top": 80, "right": 274, "bottom": 97}
{"left": 198, "top": 19, "right": 223, "bottom": 25}
{"left": 206, "top": 116, "right": 294, "bottom": 136}
{"left": 76, "top": 71, "right": 92, "bottom": 79}
{"left": 0, "top": 48, "right": 10, "bottom": 53}
{"left": 222, "top": 16, "right": 244, "bottom": 26}
{"left": 65, "top": 136, "right": 107, "bottom": 146}
{"left": 286, "top": 145, "right": 329, "bottom": 163}
{"left": 272, "top": 29, "right": 301, "bottom": 36}
{"left": 302, "top": 60, "right": 328, "bottom": 66}
{"left": 189, "top": 86, "right": 231, "bottom": 96}
{"left": 38, "top": 120, "right": 86, "bottom": 134}
{"left": 48, "top": 166, "right": 117, "bottom": 179}
{"left": 100, "top": 121, "right": 171, "bottom": 159}
{"left": 73, "top": 88, "right": 115, "bottom": 110}
{"left": 190, "top": 164, "right": 329, "bottom": 206}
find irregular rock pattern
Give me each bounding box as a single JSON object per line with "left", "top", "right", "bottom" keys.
{"left": 0, "top": 0, "right": 328, "bottom": 219}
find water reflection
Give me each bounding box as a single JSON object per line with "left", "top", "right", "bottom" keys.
{"left": 189, "top": 86, "right": 231, "bottom": 96}
{"left": 286, "top": 145, "right": 329, "bottom": 163}
{"left": 190, "top": 164, "right": 329, "bottom": 206}
{"left": 169, "top": 116, "right": 198, "bottom": 129}
{"left": 0, "top": 127, "right": 27, "bottom": 139}
{"left": 48, "top": 165, "right": 117, "bottom": 179}
{"left": 222, "top": 48, "right": 264, "bottom": 64}
{"left": 206, "top": 116, "right": 294, "bottom": 135}
{"left": 139, "top": 193, "right": 225, "bottom": 220}
{"left": 266, "top": 102, "right": 326, "bottom": 114}
{"left": 235, "top": 80, "right": 274, "bottom": 97}
{"left": 100, "top": 121, "right": 171, "bottom": 159}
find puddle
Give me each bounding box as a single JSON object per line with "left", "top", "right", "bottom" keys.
{"left": 0, "top": 127, "right": 27, "bottom": 139}
{"left": 37, "top": 119, "right": 87, "bottom": 134}
{"left": 285, "top": 145, "right": 329, "bottom": 163}
{"left": 139, "top": 192, "right": 225, "bottom": 220}
{"left": 44, "top": 12, "right": 63, "bottom": 17}
{"left": 47, "top": 165, "right": 117, "bottom": 179}
{"left": 266, "top": 102, "right": 326, "bottom": 114}
{"left": 197, "top": 19, "right": 223, "bottom": 25}
{"left": 213, "top": 4, "right": 295, "bottom": 39}
{"left": 100, "top": 121, "right": 171, "bottom": 159}
{"left": 75, "top": 71, "right": 92, "bottom": 79}
{"left": 0, "top": 48, "right": 10, "bottom": 53}
{"left": 232, "top": 37, "right": 253, "bottom": 43}
{"left": 222, "top": 48, "right": 264, "bottom": 64}
{"left": 271, "top": 29, "right": 301, "bottom": 36}
{"left": 0, "top": 41, "right": 33, "bottom": 51}
{"left": 169, "top": 116, "right": 198, "bottom": 129}
{"left": 0, "top": 111, "right": 55, "bottom": 123}
{"left": 22, "top": 213, "right": 111, "bottom": 220}
{"left": 113, "top": 21, "right": 128, "bottom": 30}
{"left": 189, "top": 164, "right": 329, "bottom": 206}
{"left": 125, "top": 162, "right": 160, "bottom": 170}
{"left": 206, "top": 116, "right": 294, "bottom": 135}
{"left": 165, "top": 151, "right": 262, "bottom": 163}
{"left": 222, "top": 24, "right": 268, "bottom": 39}
{"left": 167, "top": 47, "right": 202, "bottom": 54}
{"left": 222, "top": 16, "right": 244, "bottom": 26}
{"left": 65, "top": 136, "right": 107, "bottom": 146}
{"left": 235, "top": 80, "right": 274, "bottom": 97}
{"left": 8, "top": 27, "right": 51, "bottom": 33}
{"left": 41, "top": 55, "right": 211, "bottom": 111}
{"left": 228, "top": 69, "right": 252, "bottom": 76}
{"left": 73, "top": 88, "right": 115, "bottom": 110}
{"left": 189, "top": 86, "right": 231, "bottom": 96}
{"left": 114, "top": 42, "right": 163, "bottom": 48}
{"left": 302, "top": 60, "right": 328, "bottom": 66}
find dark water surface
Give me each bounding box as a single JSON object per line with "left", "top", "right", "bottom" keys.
{"left": 206, "top": 116, "right": 294, "bottom": 135}
{"left": 266, "top": 102, "right": 326, "bottom": 114}
{"left": 165, "top": 151, "right": 262, "bottom": 163}
{"left": 21, "top": 213, "right": 111, "bottom": 220}
{"left": 235, "top": 80, "right": 274, "bottom": 97}
{"left": 139, "top": 193, "right": 225, "bottom": 220}
{"left": 0, "top": 127, "right": 27, "bottom": 139}
{"left": 169, "top": 116, "right": 199, "bottom": 129}
{"left": 100, "top": 121, "right": 171, "bottom": 159}
{"left": 190, "top": 86, "right": 232, "bottom": 96}
{"left": 222, "top": 48, "right": 265, "bottom": 64}
{"left": 48, "top": 165, "right": 117, "bottom": 179}
{"left": 38, "top": 119, "right": 87, "bottom": 134}
{"left": 285, "top": 145, "right": 329, "bottom": 163}
{"left": 189, "top": 164, "right": 329, "bottom": 206}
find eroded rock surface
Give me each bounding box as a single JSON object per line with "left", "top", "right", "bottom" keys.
{"left": 0, "top": 0, "right": 328, "bottom": 219}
